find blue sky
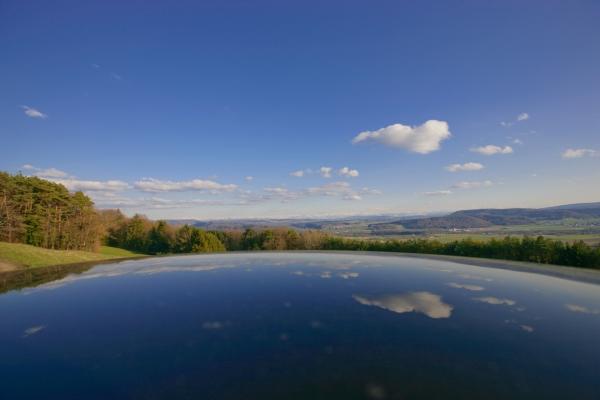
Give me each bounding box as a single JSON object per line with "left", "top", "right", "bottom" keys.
{"left": 1, "top": 0, "right": 599, "bottom": 219}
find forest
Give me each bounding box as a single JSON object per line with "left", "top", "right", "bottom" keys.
{"left": 1, "top": 172, "right": 600, "bottom": 269}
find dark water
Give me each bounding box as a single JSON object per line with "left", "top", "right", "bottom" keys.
{"left": 1, "top": 252, "right": 599, "bottom": 399}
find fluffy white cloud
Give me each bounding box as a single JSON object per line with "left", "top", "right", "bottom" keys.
{"left": 470, "top": 145, "right": 513, "bottom": 155}
{"left": 21, "top": 105, "right": 47, "bottom": 119}
{"left": 562, "top": 148, "right": 598, "bottom": 159}
{"left": 134, "top": 178, "right": 237, "bottom": 193}
{"left": 352, "top": 120, "right": 451, "bottom": 154}
{"left": 290, "top": 170, "right": 305, "bottom": 177}
{"left": 353, "top": 292, "right": 453, "bottom": 319}
{"left": 338, "top": 167, "right": 359, "bottom": 177}
{"left": 451, "top": 180, "right": 493, "bottom": 189}
{"left": 52, "top": 178, "right": 130, "bottom": 192}
{"left": 319, "top": 166, "right": 332, "bottom": 178}
{"left": 444, "top": 162, "right": 484, "bottom": 172}
{"left": 424, "top": 190, "right": 452, "bottom": 196}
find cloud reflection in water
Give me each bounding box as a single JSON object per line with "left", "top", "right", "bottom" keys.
{"left": 353, "top": 292, "right": 453, "bottom": 319}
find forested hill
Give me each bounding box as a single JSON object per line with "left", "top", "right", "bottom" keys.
{"left": 383, "top": 205, "right": 600, "bottom": 230}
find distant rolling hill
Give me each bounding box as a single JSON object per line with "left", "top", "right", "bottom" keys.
{"left": 371, "top": 203, "right": 600, "bottom": 232}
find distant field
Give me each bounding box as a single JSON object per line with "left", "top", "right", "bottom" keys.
{"left": 0, "top": 242, "right": 143, "bottom": 270}
{"left": 359, "top": 232, "right": 600, "bottom": 247}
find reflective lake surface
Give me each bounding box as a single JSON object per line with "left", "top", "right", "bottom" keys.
{"left": 1, "top": 252, "right": 599, "bottom": 399}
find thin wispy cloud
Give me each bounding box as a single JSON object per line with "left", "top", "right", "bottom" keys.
{"left": 501, "top": 112, "right": 529, "bottom": 126}
{"left": 290, "top": 170, "right": 305, "bottom": 177}
{"left": 451, "top": 180, "right": 493, "bottom": 190}
{"left": 21, "top": 105, "right": 47, "bottom": 119}
{"left": 134, "top": 178, "right": 237, "bottom": 193}
{"left": 244, "top": 176, "right": 254, "bottom": 181}
{"left": 352, "top": 120, "right": 451, "bottom": 154}
{"left": 562, "top": 148, "right": 598, "bottom": 159}
{"left": 22, "top": 164, "right": 69, "bottom": 178}
{"left": 470, "top": 145, "right": 513, "bottom": 155}
{"left": 53, "top": 178, "right": 130, "bottom": 192}
{"left": 261, "top": 181, "right": 380, "bottom": 203}
{"left": 424, "top": 190, "right": 452, "bottom": 196}
{"left": 445, "top": 162, "right": 484, "bottom": 172}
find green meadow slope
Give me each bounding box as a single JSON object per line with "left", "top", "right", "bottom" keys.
{"left": 0, "top": 242, "right": 143, "bottom": 270}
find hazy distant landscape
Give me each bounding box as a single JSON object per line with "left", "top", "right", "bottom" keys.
{"left": 167, "top": 202, "right": 600, "bottom": 246}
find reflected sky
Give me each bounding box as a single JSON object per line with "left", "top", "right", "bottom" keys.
{"left": 1, "top": 252, "right": 599, "bottom": 399}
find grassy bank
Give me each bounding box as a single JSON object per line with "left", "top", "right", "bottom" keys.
{"left": 0, "top": 242, "right": 143, "bottom": 270}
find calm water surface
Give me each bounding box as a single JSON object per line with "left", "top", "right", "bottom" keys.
{"left": 1, "top": 252, "right": 599, "bottom": 399}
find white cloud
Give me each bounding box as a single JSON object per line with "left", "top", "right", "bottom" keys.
{"left": 445, "top": 162, "right": 484, "bottom": 172}
{"left": 244, "top": 176, "right": 254, "bottom": 181}
{"left": 52, "top": 178, "right": 130, "bottom": 192}
{"left": 338, "top": 167, "right": 359, "bottom": 178}
{"left": 22, "top": 164, "right": 35, "bottom": 170}
{"left": 517, "top": 112, "right": 529, "bottom": 121}
{"left": 21, "top": 105, "right": 47, "bottom": 119}
{"left": 474, "top": 297, "right": 516, "bottom": 306}
{"left": 470, "top": 145, "right": 513, "bottom": 155}
{"left": 562, "top": 148, "right": 598, "bottom": 159}
{"left": 512, "top": 138, "right": 523, "bottom": 145}
{"left": 134, "top": 178, "right": 237, "bottom": 193}
{"left": 320, "top": 166, "right": 333, "bottom": 178}
{"left": 352, "top": 120, "right": 451, "bottom": 154}
{"left": 451, "top": 180, "right": 493, "bottom": 190}
{"left": 353, "top": 292, "right": 453, "bottom": 319}
{"left": 424, "top": 190, "right": 452, "bottom": 196}
{"left": 290, "top": 170, "right": 305, "bottom": 177}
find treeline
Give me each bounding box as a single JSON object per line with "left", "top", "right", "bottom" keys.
{"left": 102, "top": 211, "right": 328, "bottom": 254}
{"left": 0, "top": 172, "right": 99, "bottom": 251}
{"left": 322, "top": 236, "right": 600, "bottom": 269}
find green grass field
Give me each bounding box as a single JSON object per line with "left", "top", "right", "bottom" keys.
{"left": 0, "top": 242, "right": 143, "bottom": 270}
